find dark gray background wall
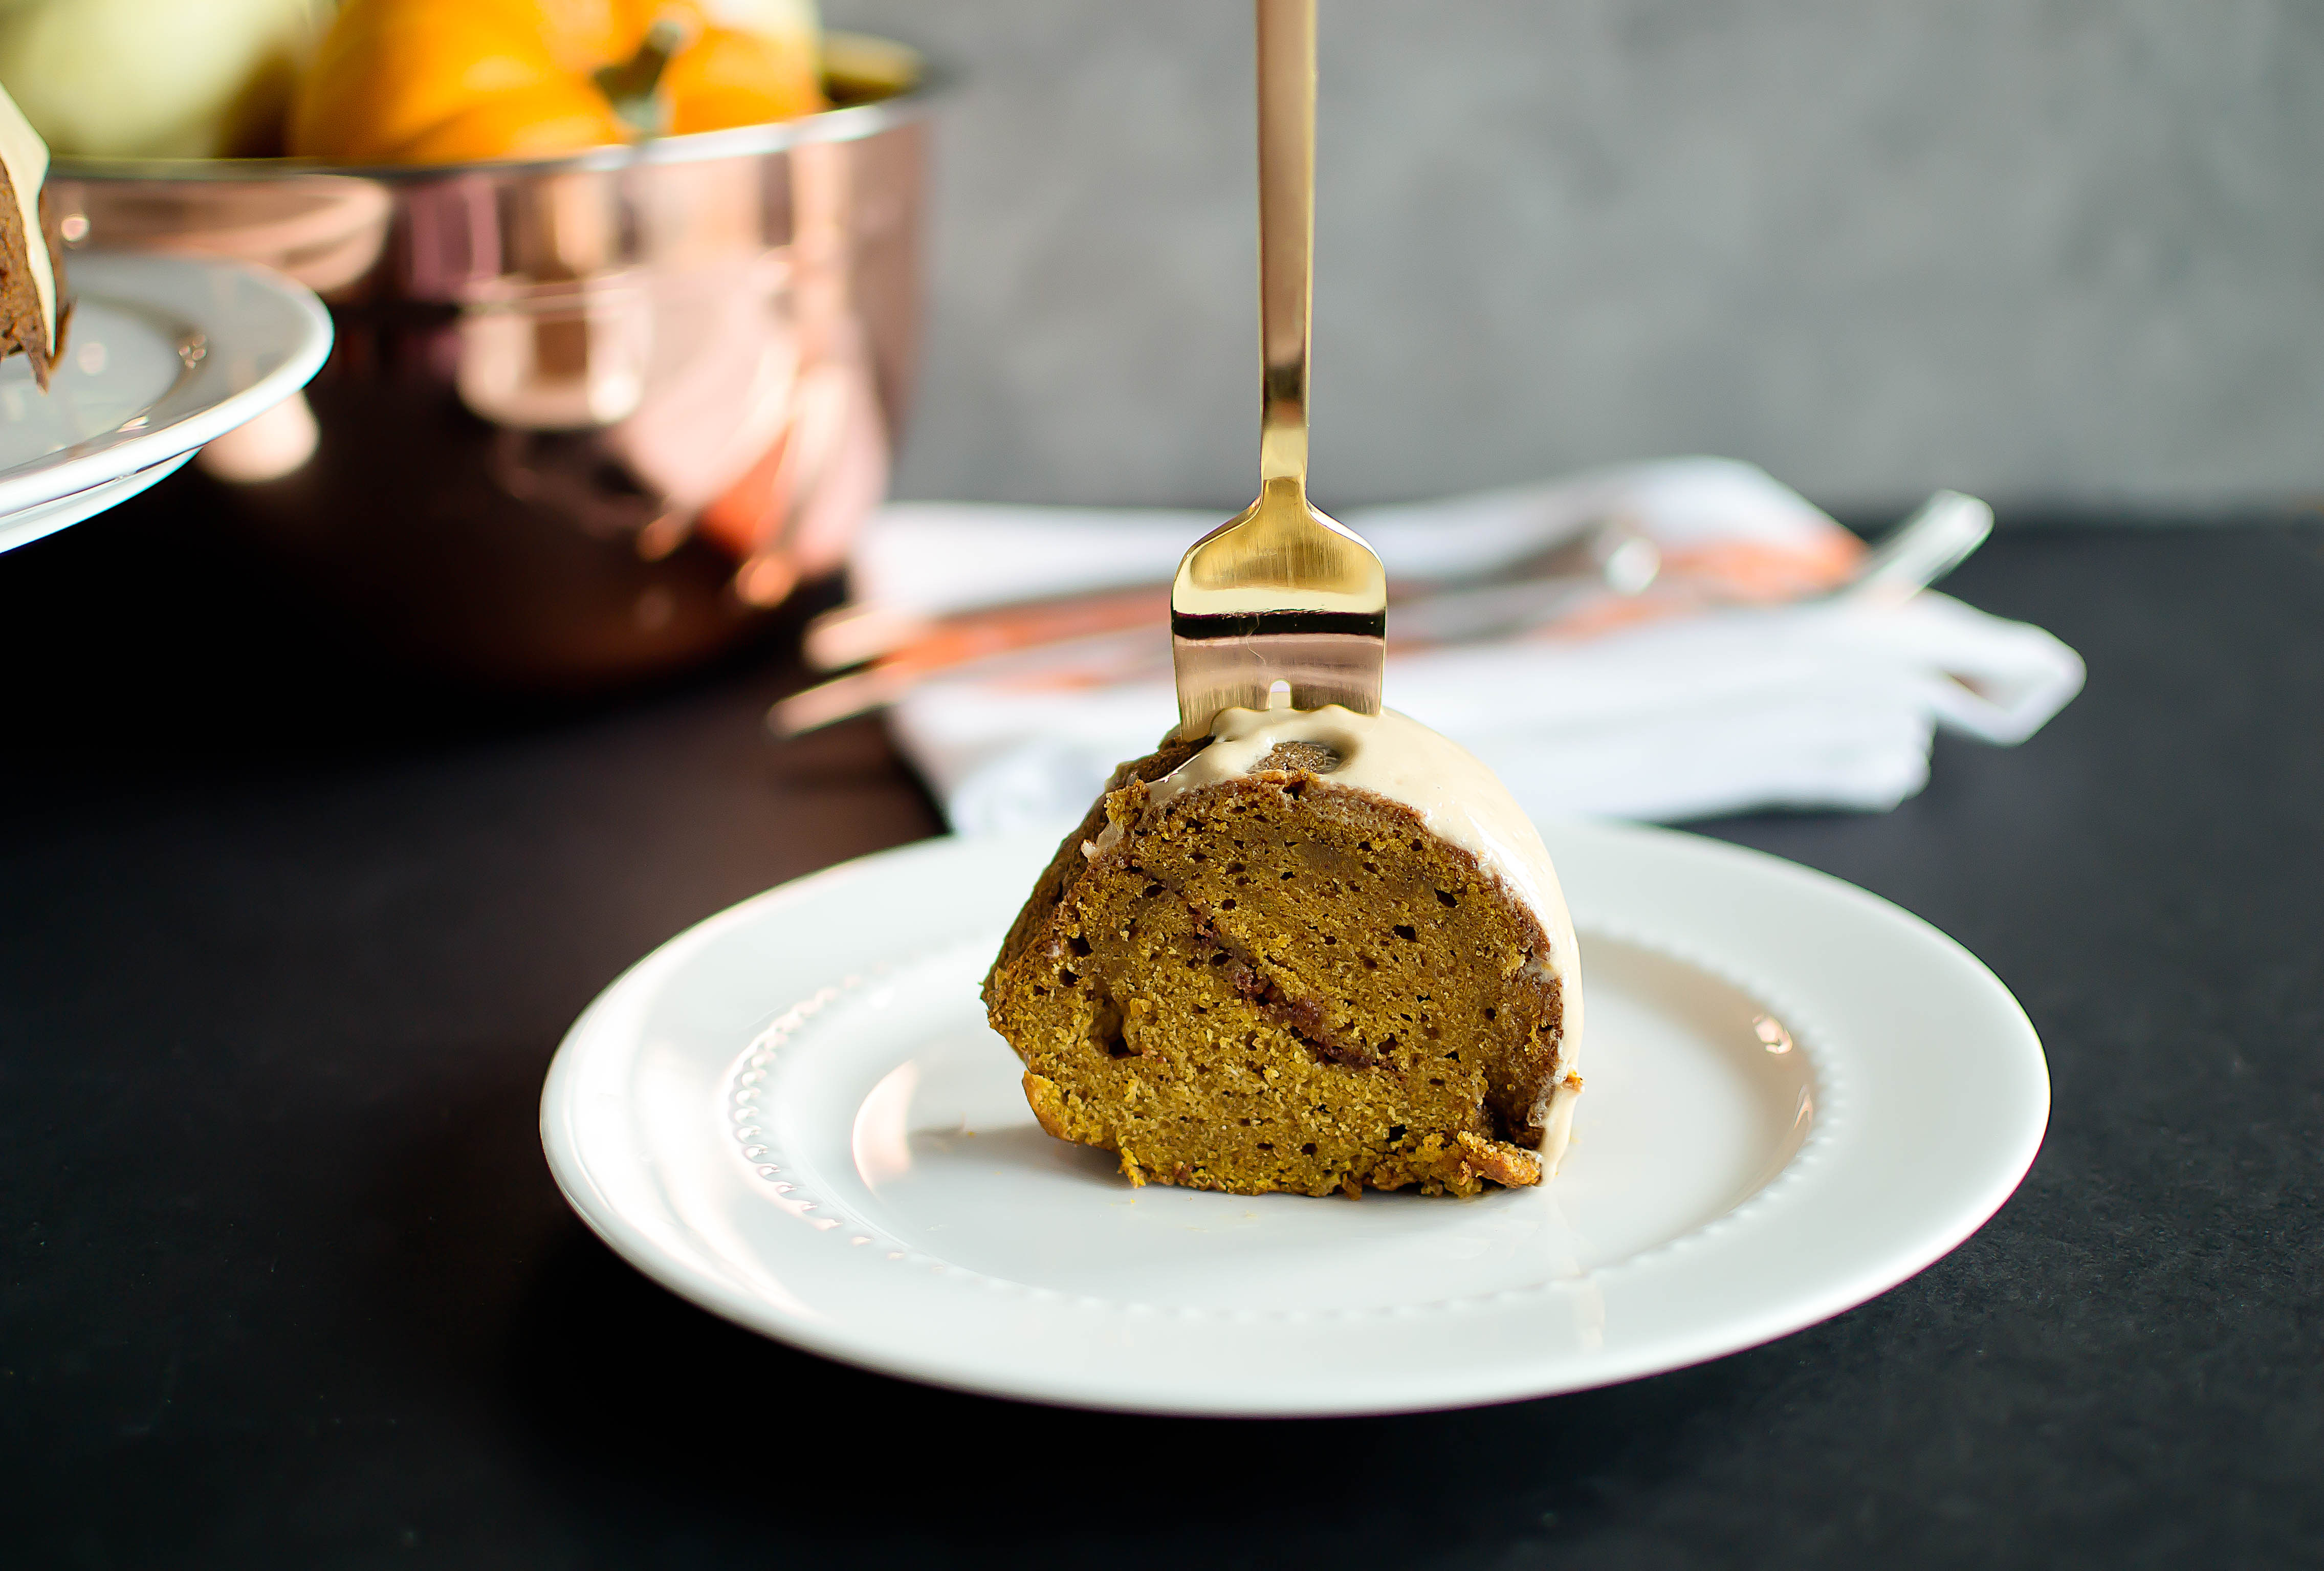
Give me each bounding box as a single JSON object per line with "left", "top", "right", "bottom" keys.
{"left": 828, "top": 1, "right": 2324, "bottom": 514}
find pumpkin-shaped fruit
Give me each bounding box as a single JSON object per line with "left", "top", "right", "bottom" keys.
{"left": 663, "top": 21, "right": 822, "bottom": 136}
{"left": 290, "top": 0, "right": 824, "bottom": 166}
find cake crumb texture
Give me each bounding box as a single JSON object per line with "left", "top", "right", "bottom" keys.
{"left": 984, "top": 739, "right": 1568, "bottom": 1198}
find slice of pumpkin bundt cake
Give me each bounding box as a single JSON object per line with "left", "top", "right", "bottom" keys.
{"left": 984, "top": 703, "right": 1583, "bottom": 1198}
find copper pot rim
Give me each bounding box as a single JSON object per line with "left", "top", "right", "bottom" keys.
{"left": 52, "top": 30, "right": 946, "bottom": 186}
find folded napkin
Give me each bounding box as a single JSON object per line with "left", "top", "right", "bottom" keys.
{"left": 857, "top": 459, "right": 2085, "bottom": 835}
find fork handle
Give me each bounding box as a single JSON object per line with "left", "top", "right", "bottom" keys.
{"left": 1256, "top": 0, "right": 1315, "bottom": 491}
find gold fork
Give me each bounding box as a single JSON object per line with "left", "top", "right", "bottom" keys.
{"left": 1169, "top": 0, "right": 1387, "bottom": 740}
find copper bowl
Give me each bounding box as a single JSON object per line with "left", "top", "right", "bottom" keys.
{"left": 48, "top": 34, "right": 935, "bottom": 690}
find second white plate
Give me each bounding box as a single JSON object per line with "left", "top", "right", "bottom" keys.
{"left": 0, "top": 250, "right": 332, "bottom": 552}
{"left": 542, "top": 820, "right": 2048, "bottom": 1415}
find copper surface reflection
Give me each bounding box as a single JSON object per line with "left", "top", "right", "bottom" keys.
{"left": 51, "top": 46, "right": 934, "bottom": 689}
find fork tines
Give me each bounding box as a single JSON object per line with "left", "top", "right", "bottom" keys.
{"left": 1169, "top": 607, "right": 1385, "bottom": 740}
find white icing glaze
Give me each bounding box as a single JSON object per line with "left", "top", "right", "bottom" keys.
{"left": 1094, "top": 702, "right": 1585, "bottom": 1173}
{"left": 0, "top": 85, "right": 51, "bottom": 355}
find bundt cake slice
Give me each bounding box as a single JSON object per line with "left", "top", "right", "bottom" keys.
{"left": 984, "top": 704, "right": 1582, "bottom": 1198}
{"left": 0, "top": 84, "right": 58, "bottom": 388}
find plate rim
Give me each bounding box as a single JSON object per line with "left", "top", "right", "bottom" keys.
{"left": 0, "top": 451, "right": 193, "bottom": 554}
{"left": 541, "top": 820, "right": 2051, "bottom": 1415}
{"left": 0, "top": 250, "right": 332, "bottom": 519}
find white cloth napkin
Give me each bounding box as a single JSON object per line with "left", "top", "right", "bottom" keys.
{"left": 858, "top": 459, "right": 2085, "bottom": 834}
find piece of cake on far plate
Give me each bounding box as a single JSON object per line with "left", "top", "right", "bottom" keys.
{"left": 0, "top": 81, "right": 59, "bottom": 387}
{"left": 984, "top": 701, "right": 1583, "bottom": 1198}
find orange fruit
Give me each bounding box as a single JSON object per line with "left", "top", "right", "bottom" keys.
{"left": 663, "top": 24, "right": 822, "bottom": 136}
{"left": 289, "top": 0, "right": 823, "bottom": 166}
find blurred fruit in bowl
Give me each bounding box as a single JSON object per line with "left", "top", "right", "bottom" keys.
{"left": 48, "top": 34, "right": 938, "bottom": 692}
{"left": 289, "top": 0, "right": 825, "bottom": 164}
{"left": 0, "top": 0, "right": 321, "bottom": 158}
{"left": 661, "top": 4, "right": 824, "bottom": 136}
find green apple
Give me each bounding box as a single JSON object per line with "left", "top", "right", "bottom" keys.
{"left": 0, "top": 0, "right": 324, "bottom": 160}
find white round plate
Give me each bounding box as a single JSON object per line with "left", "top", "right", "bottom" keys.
{"left": 0, "top": 250, "right": 332, "bottom": 553}
{"left": 541, "top": 820, "right": 2048, "bottom": 1416}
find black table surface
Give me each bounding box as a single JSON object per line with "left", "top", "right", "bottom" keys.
{"left": 3, "top": 489, "right": 2320, "bottom": 1569}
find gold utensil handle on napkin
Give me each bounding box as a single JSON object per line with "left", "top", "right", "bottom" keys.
{"left": 765, "top": 492, "right": 1996, "bottom": 738}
